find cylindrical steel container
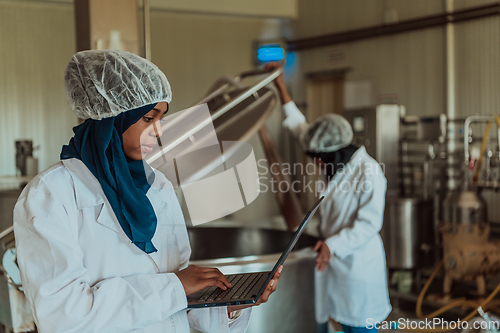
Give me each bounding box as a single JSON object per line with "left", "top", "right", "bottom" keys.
{"left": 381, "top": 197, "right": 434, "bottom": 269}
{"left": 442, "top": 190, "right": 487, "bottom": 226}
{"left": 188, "top": 227, "right": 318, "bottom": 333}
{"left": 440, "top": 189, "right": 493, "bottom": 291}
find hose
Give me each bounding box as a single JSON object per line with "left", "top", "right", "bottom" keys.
{"left": 402, "top": 116, "right": 500, "bottom": 331}
{"left": 404, "top": 259, "right": 500, "bottom": 332}
{"left": 473, "top": 121, "right": 492, "bottom": 184}
{"left": 471, "top": 115, "right": 500, "bottom": 184}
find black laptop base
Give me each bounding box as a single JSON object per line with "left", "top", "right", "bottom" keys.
{"left": 187, "top": 271, "right": 270, "bottom": 308}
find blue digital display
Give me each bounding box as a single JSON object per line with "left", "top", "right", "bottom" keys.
{"left": 257, "top": 45, "right": 285, "bottom": 62}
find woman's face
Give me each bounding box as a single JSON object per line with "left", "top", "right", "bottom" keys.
{"left": 122, "top": 102, "right": 168, "bottom": 161}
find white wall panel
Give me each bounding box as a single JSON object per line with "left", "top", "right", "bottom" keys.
{"left": 290, "top": 0, "right": 500, "bottom": 120}
{"left": 293, "top": 0, "right": 444, "bottom": 39}
{"left": 0, "top": 2, "right": 77, "bottom": 177}
{"left": 453, "top": 0, "right": 499, "bottom": 10}
{"left": 290, "top": 27, "right": 445, "bottom": 117}
{"left": 454, "top": 17, "right": 500, "bottom": 118}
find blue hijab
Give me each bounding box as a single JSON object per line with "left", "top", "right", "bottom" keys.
{"left": 61, "top": 103, "right": 159, "bottom": 253}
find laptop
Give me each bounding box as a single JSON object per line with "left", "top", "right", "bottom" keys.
{"left": 187, "top": 196, "right": 324, "bottom": 308}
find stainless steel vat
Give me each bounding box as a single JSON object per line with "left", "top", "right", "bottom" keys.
{"left": 381, "top": 197, "right": 434, "bottom": 269}
{"left": 188, "top": 227, "right": 318, "bottom": 333}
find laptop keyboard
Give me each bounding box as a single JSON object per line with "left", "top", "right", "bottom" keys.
{"left": 196, "top": 273, "right": 264, "bottom": 302}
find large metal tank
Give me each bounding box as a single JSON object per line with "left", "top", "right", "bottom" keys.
{"left": 188, "top": 227, "right": 318, "bottom": 333}
{"left": 381, "top": 197, "right": 434, "bottom": 269}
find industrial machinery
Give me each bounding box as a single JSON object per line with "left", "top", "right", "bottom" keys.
{"left": 344, "top": 107, "right": 500, "bottom": 324}
{"left": 439, "top": 116, "right": 500, "bottom": 297}
{"left": 383, "top": 196, "right": 434, "bottom": 270}
{"left": 343, "top": 105, "right": 402, "bottom": 195}
{"left": 402, "top": 115, "right": 500, "bottom": 327}
{"left": 441, "top": 190, "right": 496, "bottom": 295}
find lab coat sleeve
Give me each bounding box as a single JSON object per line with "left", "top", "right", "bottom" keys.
{"left": 13, "top": 182, "right": 188, "bottom": 333}
{"left": 324, "top": 172, "right": 387, "bottom": 260}
{"left": 282, "top": 101, "right": 309, "bottom": 139}
{"left": 169, "top": 188, "right": 191, "bottom": 271}
{"left": 187, "top": 307, "right": 252, "bottom": 333}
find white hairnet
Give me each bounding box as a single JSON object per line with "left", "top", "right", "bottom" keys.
{"left": 301, "top": 114, "right": 353, "bottom": 153}
{"left": 64, "top": 50, "right": 172, "bottom": 120}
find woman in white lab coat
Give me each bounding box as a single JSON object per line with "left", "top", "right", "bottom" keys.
{"left": 266, "top": 62, "right": 391, "bottom": 333}
{"left": 13, "top": 50, "right": 282, "bottom": 333}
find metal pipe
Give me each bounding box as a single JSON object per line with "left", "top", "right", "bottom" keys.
{"left": 192, "top": 76, "right": 243, "bottom": 106}
{"left": 146, "top": 67, "right": 282, "bottom": 165}
{"left": 164, "top": 90, "right": 275, "bottom": 186}
{"left": 444, "top": 0, "right": 462, "bottom": 192}
{"left": 287, "top": 3, "right": 500, "bottom": 51}
{"left": 464, "top": 115, "right": 498, "bottom": 167}
{"left": 143, "top": 0, "right": 151, "bottom": 60}
{"left": 0, "top": 226, "right": 13, "bottom": 241}
{"left": 445, "top": 0, "right": 456, "bottom": 120}
{"left": 194, "top": 69, "right": 276, "bottom": 106}
{"left": 423, "top": 159, "right": 430, "bottom": 200}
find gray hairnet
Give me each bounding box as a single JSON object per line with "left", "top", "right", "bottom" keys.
{"left": 301, "top": 114, "right": 353, "bottom": 153}
{"left": 64, "top": 50, "right": 172, "bottom": 120}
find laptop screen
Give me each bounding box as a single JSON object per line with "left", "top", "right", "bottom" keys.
{"left": 255, "top": 196, "right": 324, "bottom": 299}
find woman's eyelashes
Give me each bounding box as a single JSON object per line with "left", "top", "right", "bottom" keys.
{"left": 143, "top": 112, "right": 167, "bottom": 123}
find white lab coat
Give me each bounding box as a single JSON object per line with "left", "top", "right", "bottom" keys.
{"left": 283, "top": 101, "right": 391, "bottom": 327}
{"left": 13, "top": 158, "right": 251, "bottom": 333}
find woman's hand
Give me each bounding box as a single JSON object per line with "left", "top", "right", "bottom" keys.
{"left": 314, "top": 241, "right": 331, "bottom": 272}
{"left": 264, "top": 62, "right": 291, "bottom": 104}
{"left": 175, "top": 265, "right": 232, "bottom": 295}
{"left": 227, "top": 265, "right": 283, "bottom": 314}
{"left": 264, "top": 62, "right": 285, "bottom": 87}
